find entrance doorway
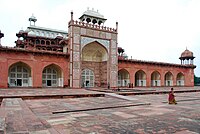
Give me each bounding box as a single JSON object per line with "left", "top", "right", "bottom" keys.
{"left": 47, "top": 80, "right": 52, "bottom": 86}
{"left": 17, "top": 79, "right": 22, "bottom": 86}
{"left": 86, "top": 80, "right": 89, "bottom": 87}
{"left": 81, "top": 69, "right": 94, "bottom": 87}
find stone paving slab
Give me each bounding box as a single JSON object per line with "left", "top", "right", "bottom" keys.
{"left": 89, "top": 86, "right": 200, "bottom": 95}
{"left": 1, "top": 98, "right": 59, "bottom": 134}
{"left": 0, "top": 87, "right": 200, "bottom": 133}
{"left": 24, "top": 92, "right": 200, "bottom": 133}
{"left": 0, "top": 88, "right": 104, "bottom": 100}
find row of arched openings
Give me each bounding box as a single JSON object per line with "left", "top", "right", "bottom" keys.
{"left": 8, "top": 62, "right": 185, "bottom": 88}
{"left": 30, "top": 39, "right": 56, "bottom": 46}
{"left": 8, "top": 62, "right": 63, "bottom": 87}
{"left": 118, "top": 69, "right": 185, "bottom": 87}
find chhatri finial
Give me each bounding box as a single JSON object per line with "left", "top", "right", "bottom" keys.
{"left": 28, "top": 13, "right": 37, "bottom": 26}
{"left": 70, "top": 10, "right": 73, "bottom": 21}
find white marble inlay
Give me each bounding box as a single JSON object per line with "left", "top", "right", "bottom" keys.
{"left": 81, "top": 37, "right": 109, "bottom": 52}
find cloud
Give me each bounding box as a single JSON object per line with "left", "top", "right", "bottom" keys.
{"left": 0, "top": 0, "right": 199, "bottom": 76}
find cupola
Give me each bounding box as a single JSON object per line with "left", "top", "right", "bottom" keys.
{"left": 79, "top": 8, "right": 107, "bottom": 25}
{"left": 179, "top": 48, "right": 195, "bottom": 65}
{"left": 29, "top": 14, "right": 37, "bottom": 26}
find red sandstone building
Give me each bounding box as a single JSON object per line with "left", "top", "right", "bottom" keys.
{"left": 0, "top": 9, "right": 196, "bottom": 88}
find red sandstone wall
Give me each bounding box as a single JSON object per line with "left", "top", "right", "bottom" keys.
{"left": 118, "top": 61, "right": 195, "bottom": 87}
{"left": 0, "top": 51, "right": 69, "bottom": 88}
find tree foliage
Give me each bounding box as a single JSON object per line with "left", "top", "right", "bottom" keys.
{"left": 194, "top": 75, "right": 200, "bottom": 85}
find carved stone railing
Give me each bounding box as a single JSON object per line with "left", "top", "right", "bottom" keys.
{"left": 68, "top": 20, "right": 117, "bottom": 33}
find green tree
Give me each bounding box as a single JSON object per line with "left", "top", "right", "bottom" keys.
{"left": 194, "top": 75, "right": 200, "bottom": 85}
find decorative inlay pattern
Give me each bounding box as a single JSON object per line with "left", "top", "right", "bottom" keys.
{"left": 73, "top": 62, "right": 80, "bottom": 69}
{"left": 111, "top": 40, "right": 117, "bottom": 48}
{"left": 94, "top": 30, "right": 99, "bottom": 37}
{"left": 73, "top": 34, "right": 80, "bottom": 44}
{"left": 73, "top": 79, "right": 79, "bottom": 87}
{"left": 87, "top": 29, "right": 94, "bottom": 36}
{"left": 106, "top": 33, "right": 111, "bottom": 39}
{"left": 111, "top": 70, "right": 117, "bottom": 87}
{"left": 81, "top": 28, "right": 86, "bottom": 35}
{"left": 73, "top": 52, "right": 80, "bottom": 61}
{"left": 74, "top": 27, "right": 80, "bottom": 34}
{"left": 73, "top": 45, "right": 79, "bottom": 51}
{"left": 112, "top": 33, "right": 117, "bottom": 40}
{"left": 111, "top": 56, "right": 117, "bottom": 64}
{"left": 81, "top": 37, "right": 109, "bottom": 52}
{"left": 111, "top": 49, "right": 116, "bottom": 55}
{"left": 99, "top": 32, "right": 106, "bottom": 38}
{"left": 73, "top": 69, "right": 80, "bottom": 79}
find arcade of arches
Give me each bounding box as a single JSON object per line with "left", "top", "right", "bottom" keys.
{"left": 0, "top": 9, "right": 196, "bottom": 88}
{"left": 8, "top": 62, "right": 63, "bottom": 88}
{"left": 118, "top": 69, "right": 185, "bottom": 87}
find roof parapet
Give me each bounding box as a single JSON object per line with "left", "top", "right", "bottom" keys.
{"left": 68, "top": 20, "right": 117, "bottom": 33}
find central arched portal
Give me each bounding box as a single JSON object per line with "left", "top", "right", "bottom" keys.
{"left": 81, "top": 41, "right": 108, "bottom": 87}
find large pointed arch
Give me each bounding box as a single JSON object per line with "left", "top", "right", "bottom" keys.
{"left": 81, "top": 41, "right": 109, "bottom": 88}
{"left": 165, "top": 71, "right": 173, "bottom": 86}
{"left": 151, "top": 71, "right": 161, "bottom": 86}
{"left": 135, "top": 70, "right": 146, "bottom": 87}
{"left": 8, "top": 62, "right": 32, "bottom": 87}
{"left": 118, "top": 69, "right": 130, "bottom": 87}
{"left": 176, "top": 72, "right": 184, "bottom": 86}
{"left": 82, "top": 41, "right": 108, "bottom": 62}
{"left": 42, "top": 64, "right": 63, "bottom": 87}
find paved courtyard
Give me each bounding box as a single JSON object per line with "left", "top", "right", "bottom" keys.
{"left": 0, "top": 87, "right": 200, "bottom": 133}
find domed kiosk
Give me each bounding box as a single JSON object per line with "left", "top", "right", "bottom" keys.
{"left": 179, "top": 48, "right": 195, "bottom": 65}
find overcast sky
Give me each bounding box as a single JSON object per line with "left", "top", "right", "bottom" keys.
{"left": 0, "top": 0, "right": 199, "bottom": 76}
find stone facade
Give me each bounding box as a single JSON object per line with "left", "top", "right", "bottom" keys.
{"left": 0, "top": 10, "right": 196, "bottom": 89}
{"left": 68, "top": 15, "right": 118, "bottom": 88}
{"left": 118, "top": 59, "right": 195, "bottom": 87}
{"left": 0, "top": 48, "right": 69, "bottom": 88}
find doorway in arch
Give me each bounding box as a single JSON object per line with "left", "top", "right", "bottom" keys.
{"left": 81, "top": 69, "right": 94, "bottom": 88}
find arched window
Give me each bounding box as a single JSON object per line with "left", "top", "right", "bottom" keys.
{"left": 118, "top": 69, "right": 130, "bottom": 87}
{"left": 9, "top": 63, "right": 31, "bottom": 87}
{"left": 81, "top": 69, "right": 94, "bottom": 87}
{"left": 42, "top": 67, "right": 57, "bottom": 87}
{"left": 46, "top": 41, "right": 50, "bottom": 45}
{"left": 51, "top": 41, "right": 55, "bottom": 45}
{"left": 41, "top": 40, "right": 45, "bottom": 45}
{"left": 135, "top": 70, "right": 146, "bottom": 86}
{"left": 42, "top": 64, "right": 63, "bottom": 87}
{"left": 177, "top": 73, "right": 184, "bottom": 86}
{"left": 36, "top": 39, "right": 40, "bottom": 45}
{"left": 151, "top": 71, "right": 161, "bottom": 86}
{"left": 165, "top": 72, "right": 173, "bottom": 86}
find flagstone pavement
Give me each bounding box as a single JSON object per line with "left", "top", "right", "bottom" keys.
{"left": 0, "top": 87, "right": 200, "bottom": 133}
